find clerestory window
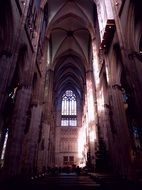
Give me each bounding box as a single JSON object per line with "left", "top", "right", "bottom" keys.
{"left": 61, "top": 90, "right": 77, "bottom": 126}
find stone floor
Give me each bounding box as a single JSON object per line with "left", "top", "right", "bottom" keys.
{"left": 1, "top": 173, "right": 142, "bottom": 190}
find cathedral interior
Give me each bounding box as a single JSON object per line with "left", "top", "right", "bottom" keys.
{"left": 0, "top": 0, "right": 142, "bottom": 189}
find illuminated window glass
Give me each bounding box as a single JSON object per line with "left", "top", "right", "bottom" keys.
{"left": 61, "top": 90, "right": 77, "bottom": 126}
{"left": 0, "top": 129, "right": 8, "bottom": 168}
{"left": 63, "top": 156, "right": 74, "bottom": 165}
{"left": 61, "top": 118, "right": 77, "bottom": 126}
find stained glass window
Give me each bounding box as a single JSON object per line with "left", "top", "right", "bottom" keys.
{"left": 61, "top": 90, "right": 77, "bottom": 126}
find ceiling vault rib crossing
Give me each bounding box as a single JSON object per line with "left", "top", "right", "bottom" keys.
{"left": 46, "top": 0, "right": 96, "bottom": 100}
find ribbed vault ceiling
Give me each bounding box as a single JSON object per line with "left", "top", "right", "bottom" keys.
{"left": 46, "top": 0, "right": 96, "bottom": 99}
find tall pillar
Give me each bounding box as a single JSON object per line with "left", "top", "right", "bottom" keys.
{"left": 20, "top": 36, "right": 49, "bottom": 175}
{"left": 110, "top": 85, "right": 132, "bottom": 177}
{"left": 110, "top": 0, "right": 139, "bottom": 178}
{"left": 85, "top": 69, "right": 98, "bottom": 169}
{"left": 37, "top": 68, "right": 55, "bottom": 170}
{"left": 4, "top": 86, "right": 31, "bottom": 176}
{"left": 45, "top": 69, "right": 55, "bottom": 167}
{"left": 21, "top": 104, "right": 42, "bottom": 175}
{"left": 0, "top": 53, "right": 13, "bottom": 124}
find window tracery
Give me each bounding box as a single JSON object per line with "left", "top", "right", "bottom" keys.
{"left": 61, "top": 90, "right": 77, "bottom": 126}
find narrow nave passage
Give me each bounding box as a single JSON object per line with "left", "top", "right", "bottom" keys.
{"left": 1, "top": 173, "right": 141, "bottom": 190}
{"left": 29, "top": 175, "right": 99, "bottom": 190}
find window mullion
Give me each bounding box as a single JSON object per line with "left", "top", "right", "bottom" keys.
{"left": 61, "top": 90, "right": 77, "bottom": 127}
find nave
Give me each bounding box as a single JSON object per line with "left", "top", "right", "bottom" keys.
{"left": 1, "top": 172, "right": 142, "bottom": 190}
{"left": 1, "top": 0, "right": 142, "bottom": 183}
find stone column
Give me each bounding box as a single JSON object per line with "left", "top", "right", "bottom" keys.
{"left": 0, "top": 53, "right": 12, "bottom": 126}
{"left": 110, "top": 0, "right": 140, "bottom": 178}
{"left": 85, "top": 70, "right": 98, "bottom": 169}
{"left": 127, "top": 54, "right": 142, "bottom": 145}
{"left": 110, "top": 85, "right": 132, "bottom": 177}
{"left": 4, "top": 86, "right": 31, "bottom": 176}
{"left": 22, "top": 104, "right": 42, "bottom": 175}
{"left": 45, "top": 69, "right": 55, "bottom": 167}
{"left": 37, "top": 68, "right": 55, "bottom": 170}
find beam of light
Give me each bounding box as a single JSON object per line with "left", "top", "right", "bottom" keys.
{"left": 0, "top": 129, "right": 8, "bottom": 167}
{"left": 89, "top": 130, "right": 96, "bottom": 142}
{"left": 77, "top": 126, "right": 87, "bottom": 167}
{"left": 105, "top": 64, "right": 110, "bottom": 83}
{"left": 89, "top": 125, "right": 97, "bottom": 143}
{"left": 86, "top": 80, "right": 95, "bottom": 122}
{"left": 92, "top": 43, "right": 100, "bottom": 88}
{"left": 97, "top": 87, "right": 104, "bottom": 113}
